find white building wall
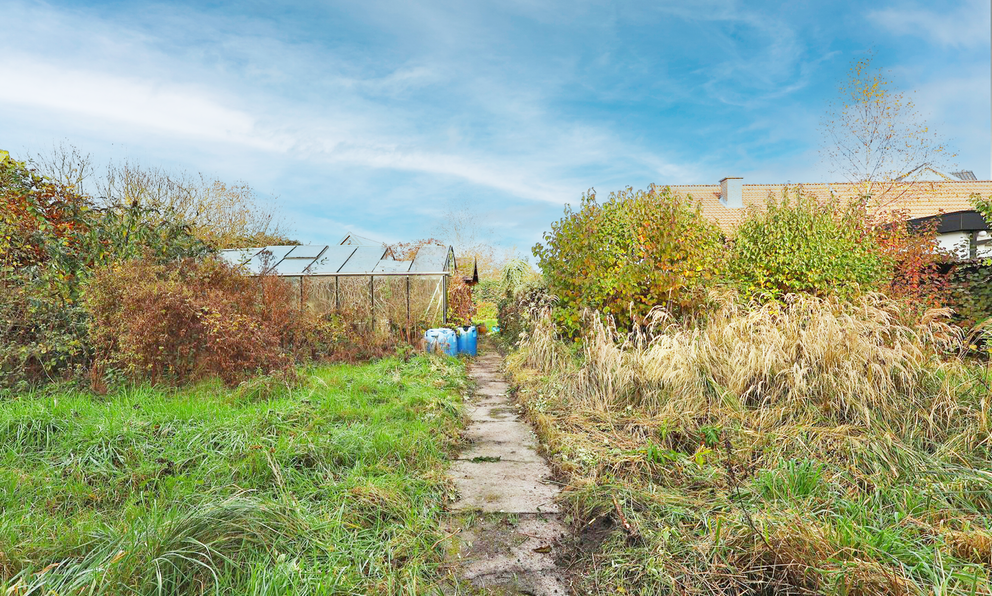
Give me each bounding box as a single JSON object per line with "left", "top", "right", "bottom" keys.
{"left": 937, "top": 232, "right": 971, "bottom": 259}
{"left": 977, "top": 231, "right": 992, "bottom": 258}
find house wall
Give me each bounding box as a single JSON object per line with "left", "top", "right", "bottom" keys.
{"left": 937, "top": 232, "right": 971, "bottom": 259}
{"left": 936, "top": 231, "right": 992, "bottom": 259}
{"left": 980, "top": 231, "right": 992, "bottom": 258}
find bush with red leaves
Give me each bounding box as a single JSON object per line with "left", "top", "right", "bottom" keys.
{"left": 85, "top": 257, "right": 297, "bottom": 386}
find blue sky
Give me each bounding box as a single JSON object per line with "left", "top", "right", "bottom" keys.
{"left": 2, "top": 0, "right": 989, "bottom": 253}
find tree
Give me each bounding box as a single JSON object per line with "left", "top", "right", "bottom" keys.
{"left": 821, "top": 52, "right": 955, "bottom": 208}
{"left": 32, "top": 140, "right": 95, "bottom": 194}
{"left": 98, "top": 160, "right": 291, "bottom": 248}
{"left": 431, "top": 199, "right": 518, "bottom": 280}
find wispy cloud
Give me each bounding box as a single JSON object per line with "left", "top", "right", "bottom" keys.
{"left": 0, "top": 57, "right": 280, "bottom": 149}
{"left": 868, "top": 0, "right": 990, "bottom": 48}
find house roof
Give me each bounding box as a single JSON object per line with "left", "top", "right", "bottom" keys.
{"left": 667, "top": 180, "right": 992, "bottom": 232}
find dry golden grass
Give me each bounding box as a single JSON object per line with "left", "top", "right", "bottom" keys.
{"left": 506, "top": 293, "right": 992, "bottom": 595}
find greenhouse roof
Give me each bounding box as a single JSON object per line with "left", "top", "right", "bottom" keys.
{"left": 339, "top": 233, "right": 387, "bottom": 247}
{"left": 410, "top": 245, "right": 455, "bottom": 272}
{"left": 218, "top": 242, "right": 454, "bottom": 276}
{"left": 336, "top": 246, "right": 390, "bottom": 273}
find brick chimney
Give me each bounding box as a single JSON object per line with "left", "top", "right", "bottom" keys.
{"left": 720, "top": 177, "right": 743, "bottom": 208}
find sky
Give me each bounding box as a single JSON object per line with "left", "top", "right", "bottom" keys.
{"left": 2, "top": 0, "right": 990, "bottom": 254}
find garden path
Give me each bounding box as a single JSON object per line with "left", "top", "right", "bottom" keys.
{"left": 443, "top": 350, "right": 569, "bottom": 594}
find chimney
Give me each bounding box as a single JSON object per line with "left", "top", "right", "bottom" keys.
{"left": 720, "top": 177, "right": 743, "bottom": 208}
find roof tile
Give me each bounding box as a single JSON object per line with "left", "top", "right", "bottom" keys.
{"left": 663, "top": 180, "right": 992, "bottom": 232}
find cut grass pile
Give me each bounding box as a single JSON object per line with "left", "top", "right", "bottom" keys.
{"left": 508, "top": 294, "right": 992, "bottom": 595}
{"left": 0, "top": 355, "right": 466, "bottom": 595}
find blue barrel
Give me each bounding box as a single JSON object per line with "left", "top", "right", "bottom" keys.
{"left": 456, "top": 325, "right": 478, "bottom": 357}
{"left": 424, "top": 328, "right": 458, "bottom": 357}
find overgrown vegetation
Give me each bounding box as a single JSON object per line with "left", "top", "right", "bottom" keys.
{"left": 0, "top": 154, "right": 211, "bottom": 389}
{"left": 728, "top": 192, "right": 891, "bottom": 300}
{"left": 0, "top": 356, "right": 466, "bottom": 594}
{"left": 534, "top": 185, "right": 723, "bottom": 335}
{"left": 1, "top": 151, "right": 406, "bottom": 391}
{"left": 85, "top": 258, "right": 299, "bottom": 386}
{"left": 507, "top": 297, "right": 992, "bottom": 595}
{"left": 503, "top": 170, "right": 992, "bottom": 593}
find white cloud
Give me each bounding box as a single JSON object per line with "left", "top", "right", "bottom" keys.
{"left": 0, "top": 57, "right": 283, "bottom": 150}
{"left": 868, "top": 0, "right": 990, "bottom": 48}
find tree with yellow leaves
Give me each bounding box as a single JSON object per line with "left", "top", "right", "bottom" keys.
{"left": 821, "top": 52, "right": 955, "bottom": 209}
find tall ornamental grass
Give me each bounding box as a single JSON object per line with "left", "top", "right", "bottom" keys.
{"left": 507, "top": 294, "right": 992, "bottom": 595}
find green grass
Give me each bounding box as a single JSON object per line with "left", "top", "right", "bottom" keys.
{"left": 0, "top": 355, "right": 466, "bottom": 595}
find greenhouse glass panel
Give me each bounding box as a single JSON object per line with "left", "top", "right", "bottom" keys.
{"left": 244, "top": 245, "right": 297, "bottom": 273}
{"left": 284, "top": 245, "right": 327, "bottom": 260}
{"left": 338, "top": 246, "right": 389, "bottom": 273}
{"left": 308, "top": 246, "right": 358, "bottom": 274}
{"left": 219, "top": 248, "right": 262, "bottom": 267}
{"left": 273, "top": 257, "right": 320, "bottom": 276}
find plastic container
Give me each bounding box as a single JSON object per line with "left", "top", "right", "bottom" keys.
{"left": 473, "top": 319, "right": 498, "bottom": 336}
{"left": 424, "top": 328, "right": 457, "bottom": 357}
{"left": 456, "top": 325, "right": 478, "bottom": 357}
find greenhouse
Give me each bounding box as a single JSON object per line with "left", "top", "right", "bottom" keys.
{"left": 219, "top": 237, "right": 461, "bottom": 330}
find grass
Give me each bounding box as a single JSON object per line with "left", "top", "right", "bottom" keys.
{"left": 0, "top": 355, "right": 467, "bottom": 595}
{"left": 507, "top": 294, "right": 992, "bottom": 595}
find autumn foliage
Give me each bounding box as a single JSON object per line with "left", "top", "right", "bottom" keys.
{"left": 84, "top": 258, "right": 293, "bottom": 385}
{"left": 535, "top": 184, "right": 954, "bottom": 337}
{"left": 534, "top": 186, "right": 723, "bottom": 335}
{"left": 728, "top": 192, "right": 891, "bottom": 300}
{"left": 0, "top": 155, "right": 91, "bottom": 270}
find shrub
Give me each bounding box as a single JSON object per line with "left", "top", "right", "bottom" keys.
{"left": 534, "top": 186, "right": 724, "bottom": 335}
{"left": 85, "top": 257, "right": 295, "bottom": 385}
{"left": 947, "top": 261, "right": 992, "bottom": 327}
{"left": 729, "top": 190, "right": 891, "bottom": 301}
{"left": 0, "top": 274, "right": 90, "bottom": 391}
{"left": 474, "top": 301, "right": 498, "bottom": 321}
{"left": 874, "top": 214, "right": 949, "bottom": 307}
{"left": 0, "top": 155, "right": 91, "bottom": 272}
{"left": 0, "top": 155, "right": 212, "bottom": 389}
{"left": 446, "top": 277, "right": 476, "bottom": 326}
{"left": 292, "top": 307, "right": 400, "bottom": 363}
{"left": 497, "top": 285, "right": 555, "bottom": 346}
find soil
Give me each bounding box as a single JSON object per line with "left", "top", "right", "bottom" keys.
{"left": 441, "top": 350, "right": 570, "bottom": 595}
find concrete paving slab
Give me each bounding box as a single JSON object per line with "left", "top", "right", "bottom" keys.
{"left": 454, "top": 514, "right": 568, "bottom": 594}
{"left": 449, "top": 460, "right": 559, "bottom": 513}
{"left": 462, "top": 418, "right": 539, "bottom": 448}
{"left": 458, "top": 439, "right": 544, "bottom": 463}
{"left": 463, "top": 403, "right": 518, "bottom": 422}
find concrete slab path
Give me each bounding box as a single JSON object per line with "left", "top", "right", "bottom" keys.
{"left": 443, "top": 351, "right": 569, "bottom": 594}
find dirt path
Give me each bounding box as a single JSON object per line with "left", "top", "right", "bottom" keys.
{"left": 442, "top": 351, "right": 569, "bottom": 595}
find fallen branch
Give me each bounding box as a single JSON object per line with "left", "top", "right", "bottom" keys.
{"left": 612, "top": 495, "right": 639, "bottom": 539}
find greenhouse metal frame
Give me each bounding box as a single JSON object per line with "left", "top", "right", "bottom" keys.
{"left": 219, "top": 241, "right": 457, "bottom": 328}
